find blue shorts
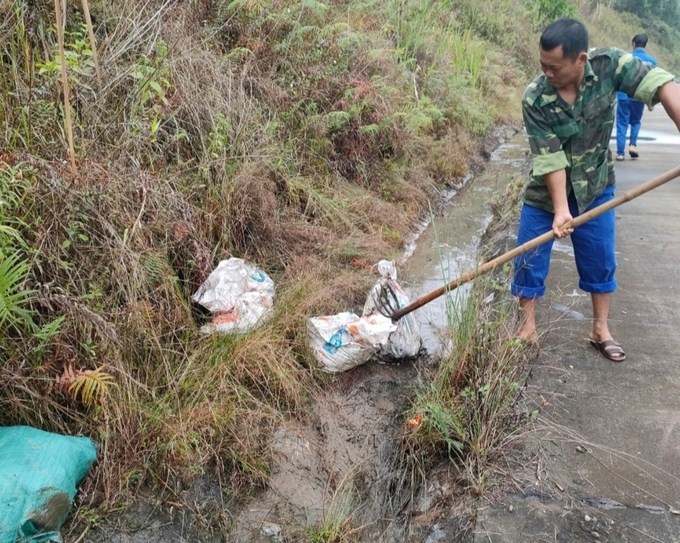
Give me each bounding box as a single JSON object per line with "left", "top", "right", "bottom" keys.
{"left": 511, "top": 185, "right": 617, "bottom": 299}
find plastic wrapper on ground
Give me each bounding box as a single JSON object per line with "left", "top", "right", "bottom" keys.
{"left": 0, "top": 426, "right": 98, "bottom": 543}
{"left": 363, "top": 260, "right": 422, "bottom": 359}
{"left": 307, "top": 311, "right": 397, "bottom": 373}
{"left": 192, "top": 257, "right": 275, "bottom": 334}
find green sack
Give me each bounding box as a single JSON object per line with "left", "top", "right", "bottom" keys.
{"left": 0, "top": 426, "right": 97, "bottom": 543}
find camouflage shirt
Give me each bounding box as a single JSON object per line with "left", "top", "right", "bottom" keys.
{"left": 522, "top": 47, "right": 675, "bottom": 213}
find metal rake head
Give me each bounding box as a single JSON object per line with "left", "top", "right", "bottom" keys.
{"left": 371, "top": 281, "right": 401, "bottom": 319}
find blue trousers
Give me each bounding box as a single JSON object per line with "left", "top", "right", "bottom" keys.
{"left": 616, "top": 99, "right": 644, "bottom": 156}
{"left": 511, "top": 185, "right": 617, "bottom": 299}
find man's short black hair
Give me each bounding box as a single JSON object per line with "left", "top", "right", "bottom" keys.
{"left": 540, "top": 18, "right": 589, "bottom": 60}
{"left": 632, "top": 34, "right": 648, "bottom": 48}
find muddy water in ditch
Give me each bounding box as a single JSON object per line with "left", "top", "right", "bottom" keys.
{"left": 399, "top": 132, "right": 527, "bottom": 355}
{"left": 231, "top": 131, "right": 530, "bottom": 543}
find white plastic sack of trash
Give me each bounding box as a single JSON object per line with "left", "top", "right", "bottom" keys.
{"left": 192, "top": 257, "right": 275, "bottom": 334}
{"left": 307, "top": 311, "right": 396, "bottom": 373}
{"left": 363, "top": 260, "right": 422, "bottom": 359}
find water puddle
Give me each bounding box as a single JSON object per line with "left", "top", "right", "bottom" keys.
{"left": 552, "top": 239, "right": 575, "bottom": 256}
{"left": 611, "top": 128, "right": 680, "bottom": 145}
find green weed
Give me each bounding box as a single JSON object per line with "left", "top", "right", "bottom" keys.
{"left": 304, "top": 480, "right": 363, "bottom": 543}
{"left": 405, "top": 278, "right": 534, "bottom": 495}
{"left": 525, "top": 0, "right": 577, "bottom": 29}
{"left": 0, "top": 253, "right": 35, "bottom": 331}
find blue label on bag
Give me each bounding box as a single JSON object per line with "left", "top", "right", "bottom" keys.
{"left": 249, "top": 271, "right": 266, "bottom": 282}
{"left": 324, "top": 328, "right": 351, "bottom": 354}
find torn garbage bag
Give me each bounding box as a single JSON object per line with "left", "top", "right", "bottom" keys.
{"left": 192, "top": 257, "right": 275, "bottom": 334}
{"left": 364, "top": 260, "right": 422, "bottom": 359}
{"left": 0, "top": 426, "right": 98, "bottom": 543}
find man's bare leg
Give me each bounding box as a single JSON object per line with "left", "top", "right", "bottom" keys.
{"left": 589, "top": 292, "right": 625, "bottom": 360}
{"left": 518, "top": 297, "right": 538, "bottom": 340}
{"left": 590, "top": 292, "right": 613, "bottom": 343}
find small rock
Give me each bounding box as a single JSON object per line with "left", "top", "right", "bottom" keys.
{"left": 592, "top": 531, "right": 600, "bottom": 538}
{"left": 425, "top": 524, "right": 447, "bottom": 543}
{"left": 261, "top": 522, "right": 281, "bottom": 537}
{"left": 584, "top": 515, "right": 592, "bottom": 522}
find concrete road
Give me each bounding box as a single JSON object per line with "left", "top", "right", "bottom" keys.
{"left": 475, "top": 108, "right": 680, "bottom": 542}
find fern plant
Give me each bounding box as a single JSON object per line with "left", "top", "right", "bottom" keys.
{"left": 0, "top": 251, "right": 35, "bottom": 331}
{"left": 56, "top": 364, "right": 117, "bottom": 408}
{"left": 69, "top": 367, "right": 117, "bottom": 407}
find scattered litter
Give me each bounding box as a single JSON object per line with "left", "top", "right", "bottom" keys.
{"left": 364, "top": 260, "right": 422, "bottom": 359}
{"left": 260, "top": 522, "right": 282, "bottom": 542}
{"left": 670, "top": 508, "right": 680, "bottom": 515}
{"left": 407, "top": 413, "right": 423, "bottom": 430}
{"left": 551, "top": 303, "right": 584, "bottom": 319}
{"left": 0, "top": 426, "right": 97, "bottom": 543}
{"left": 575, "top": 445, "right": 588, "bottom": 453}
{"left": 192, "top": 258, "right": 275, "bottom": 334}
{"left": 307, "top": 311, "right": 396, "bottom": 373}
{"left": 424, "top": 524, "right": 447, "bottom": 543}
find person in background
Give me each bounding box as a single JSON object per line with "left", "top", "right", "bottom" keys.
{"left": 513, "top": 19, "right": 680, "bottom": 362}
{"left": 615, "top": 34, "right": 657, "bottom": 161}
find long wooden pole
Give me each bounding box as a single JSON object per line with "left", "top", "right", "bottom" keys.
{"left": 54, "top": 0, "right": 77, "bottom": 177}
{"left": 390, "top": 165, "right": 680, "bottom": 322}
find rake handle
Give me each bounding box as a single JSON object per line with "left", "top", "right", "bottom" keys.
{"left": 391, "top": 165, "right": 680, "bottom": 322}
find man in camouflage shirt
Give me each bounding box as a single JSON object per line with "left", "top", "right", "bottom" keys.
{"left": 513, "top": 18, "right": 680, "bottom": 361}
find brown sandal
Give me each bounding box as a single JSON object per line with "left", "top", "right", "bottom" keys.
{"left": 589, "top": 339, "right": 626, "bottom": 362}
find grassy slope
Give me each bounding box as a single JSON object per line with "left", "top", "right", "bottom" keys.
{"left": 1, "top": 0, "right": 679, "bottom": 527}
